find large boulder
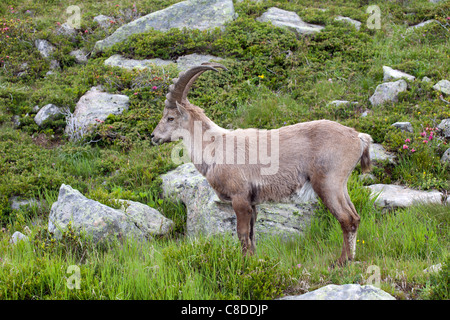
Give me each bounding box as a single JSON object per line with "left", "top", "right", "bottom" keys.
{"left": 279, "top": 284, "right": 395, "bottom": 300}
{"left": 104, "top": 54, "right": 174, "bottom": 70}
{"left": 256, "top": 7, "right": 324, "bottom": 35}
{"left": 65, "top": 86, "right": 129, "bottom": 138}
{"left": 48, "top": 184, "right": 173, "bottom": 242}
{"left": 93, "top": 0, "right": 236, "bottom": 53}
{"left": 367, "top": 184, "right": 446, "bottom": 209}
{"left": 369, "top": 79, "right": 407, "bottom": 106}
{"left": 161, "top": 163, "right": 318, "bottom": 238}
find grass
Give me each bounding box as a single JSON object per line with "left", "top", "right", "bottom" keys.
{"left": 0, "top": 0, "right": 449, "bottom": 300}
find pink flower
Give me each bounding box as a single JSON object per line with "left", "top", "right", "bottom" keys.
{"left": 134, "top": 92, "right": 138, "bottom": 95}
{"left": 411, "top": 148, "right": 416, "bottom": 153}
{"left": 423, "top": 140, "right": 428, "bottom": 144}
{"left": 403, "top": 144, "right": 409, "bottom": 149}
{"left": 152, "top": 86, "right": 158, "bottom": 90}
{"left": 428, "top": 135, "right": 433, "bottom": 140}
{"left": 56, "top": 22, "right": 61, "bottom": 26}
{"left": 296, "top": 263, "right": 302, "bottom": 268}
{"left": 84, "top": 29, "right": 88, "bottom": 33}
{"left": 421, "top": 131, "right": 426, "bottom": 137}
{"left": 405, "top": 138, "right": 411, "bottom": 143}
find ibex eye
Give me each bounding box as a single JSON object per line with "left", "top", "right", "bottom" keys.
{"left": 167, "top": 117, "right": 175, "bottom": 122}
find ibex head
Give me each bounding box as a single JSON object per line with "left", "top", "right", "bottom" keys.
{"left": 150, "top": 63, "right": 227, "bottom": 145}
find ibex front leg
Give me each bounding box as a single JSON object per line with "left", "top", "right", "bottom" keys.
{"left": 232, "top": 197, "right": 254, "bottom": 256}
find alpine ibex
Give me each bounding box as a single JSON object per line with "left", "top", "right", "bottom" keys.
{"left": 151, "top": 63, "right": 372, "bottom": 266}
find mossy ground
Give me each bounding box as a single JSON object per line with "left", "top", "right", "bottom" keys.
{"left": 0, "top": 0, "right": 449, "bottom": 300}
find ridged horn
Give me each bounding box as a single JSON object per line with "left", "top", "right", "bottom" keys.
{"left": 164, "top": 63, "right": 228, "bottom": 108}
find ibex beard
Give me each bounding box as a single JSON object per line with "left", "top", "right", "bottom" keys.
{"left": 151, "top": 63, "right": 372, "bottom": 267}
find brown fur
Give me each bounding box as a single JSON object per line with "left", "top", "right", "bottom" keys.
{"left": 151, "top": 64, "right": 373, "bottom": 266}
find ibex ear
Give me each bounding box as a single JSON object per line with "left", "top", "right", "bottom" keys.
{"left": 175, "top": 101, "right": 188, "bottom": 120}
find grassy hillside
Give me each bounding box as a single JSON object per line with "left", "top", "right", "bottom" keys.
{"left": 0, "top": 0, "right": 449, "bottom": 300}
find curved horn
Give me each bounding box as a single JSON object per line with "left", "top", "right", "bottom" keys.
{"left": 164, "top": 63, "right": 227, "bottom": 108}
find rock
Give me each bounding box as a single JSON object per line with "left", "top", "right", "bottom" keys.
{"left": 34, "top": 104, "right": 62, "bottom": 126}
{"left": 422, "top": 76, "right": 432, "bottom": 83}
{"left": 441, "top": 148, "right": 450, "bottom": 163}
{"left": 49, "top": 59, "right": 60, "bottom": 70}
{"left": 423, "top": 263, "right": 442, "bottom": 273}
{"left": 66, "top": 86, "right": 129, "bottom": 135}
{"left": 11, "top": 115, "right": 20, "bottom": 128}
{"left": 93, "top": 0, "right": 236, "bottom": 52}
{"left": 56, "top": 22, "right": 76, "bottom": 37}
{"left": 391, "top": 121, "right": 413, "bottom": 133}
{"left": 104, "top": 54, "right": 174, "bottom": 70}
{"left": 161, "top": 163, "right": 318, "bottom": 238}
{"left": 369, "top": 79, "right": 407, "bottom": 106}
{"left": 69, "top": 49, "right": 88, "bottom": 64}
{"left": 437, "top": 119, "right": 450, "bottom": 138}
{"left": 370, "top": 143, "right": 396, "bottom": 163}
{"left": 35, "top": 39, "right": 55, "bottom": 59}
{"left": 334, "top": 16, "right": 362, "bottom": 30}
{"left": 176, "top": 53, "right": 223, "bottom": 72}
{"left": 383, "top": 66, "right": 415, "bottom": 82}
{"left": 93, "top": 15, "right": 115, "bottom": 29}
{"left": 9, "top": 231, "right": 29, "bottom": 245}
{"left": 279, "top": 284, "right": 395, "bottom": 300}
{"left": 407, "top": 20, "right": 438, "bottom": 30}
{"left": 367, "top": 184, "right": 444, "bottom": 209}
{"left": 327, "top": 100, "right": 358, "bottom": 107}
{"left": 257, "top": 7, "right": 324, "bottom": 35}
{"left": 433, "top": 80, "right": 450, "bottom": 95}
{"left": 10, "top": 197, "right": 41, "bottom": 211}
{"left": 429, "top": 0, "right": 444, "bottom": 3}
{"left": 48, "top": 184, "right": 173, "bottom": 242}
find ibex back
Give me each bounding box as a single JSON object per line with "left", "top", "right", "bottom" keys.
{"left": 151, "top": 63, "right": 372, "bottom": 266}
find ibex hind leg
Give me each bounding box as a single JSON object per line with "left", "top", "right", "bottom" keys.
{"left": 312, "top": 182, "right": 360, "bottom": 267}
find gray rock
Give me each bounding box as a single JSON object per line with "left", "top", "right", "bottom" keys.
{"left": 334, "top": 16, "right": 362, "bottom": 30}
{"left": 441, "top": 148, "right": 450, "bottom": 163}
{"left": 65, "top": 86, "right": 129, "bottom": 135}
{"left": 176, "top": 53, "right": 223, "bottom": 72}
{"left": 422, "top": 76, "right": 432, "bottom": 83}
{"left": 10, "top": 197, "right": 41, "bottom": 211}
{"left": 370, "top": 143, "right": 396, "bottom": 164}
{"left": 369, "top": 79, "right": 407, "bottom": 106}
{"left": 437, "top": 119, "right": 450, "bottom": 138}
{"left": 367, "top": 184, "right": 444, "bottom": 209}
{"left": 34, "top": 104, "right": 62, "bottom": 126}
{"left": 391, "top": 121, "right": 413, "bottom": 133}
{"left": 279, "top": 284, "right": 395, "bottom": 300}
{"left": 10, "top": 231, "right": 29, "bottom": 245}
{"left": 327, "top": 100, "right": 358, "bottom": 107}
{"left": 48, "top": 184, "right": 173, "bottom": 242}
{"left": 94, "top": 0, "right": 236, "bottom": 52}
{"left": 69, "top": 49, "right": 88, "bottom": 64}
{"left": 161, "top": 163, "right": 318, "bottom": 238}
{"left": 433, "top": 80, "right": 450, "bottom": 95}
{"left": 104, "top": 54, "right": 174, "bottom": 70}
{"left": 257, "top": 7, "right": 324, "bottom": 35}
{"left": 56, "top": 22, "right": 76, "bottom": 37}
{"left": 423, "top": 263, "right": 442, "bottom": 273}
{"left": 35, "top": 39, "right": 55, "bottom": 59}
{"left": 93, "top": 15, "right": 115, "bottom": 29}
{"left": 407, "top": 20, "right": 438, "bottom": 30}
{"left": 382, "top": 66, "right": 415, "bottom": 82}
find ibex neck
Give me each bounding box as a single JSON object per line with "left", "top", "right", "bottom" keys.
{"left": 184, "top": 114, "right": 228, "bottom": 176}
